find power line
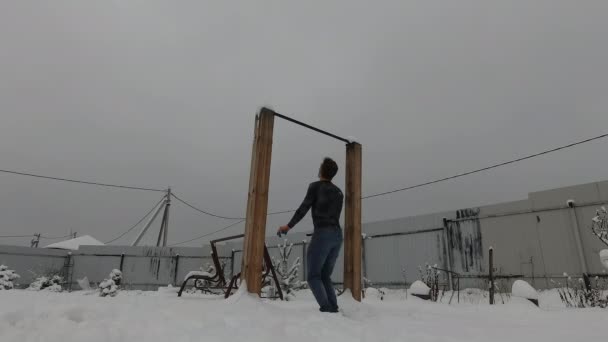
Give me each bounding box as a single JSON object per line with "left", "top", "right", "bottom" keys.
{"left": 0, "top": 234, "right": 72, "bottom": 239}
{"left": 171, "top": 193, "right": 245, "bottom": 220}
{"left": 362, "top": 132, "right": 608, "bottom": 199}
{"left": 105, "top": 196, "right": 167, "bottom": 244}
{"left": 173, "top": 191, "right": 296, "bottom": 219}
{"left": 268, "top": 209, "right": 296, "bottom": 215}
{"left": 0, "top": 168, "right": 165, "bottom": 192}
{"left": 168, "top": 219, "right": 245, "bottom": 246}
{"left": 39, "top": 234, "right": 74, "bottom": 240}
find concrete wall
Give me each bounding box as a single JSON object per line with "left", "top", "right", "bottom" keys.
{"left": 3, "top": 180, "right": 607, "bottom": 291}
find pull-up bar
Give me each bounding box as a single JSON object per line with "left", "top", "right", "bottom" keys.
{"left": 242, "top": 108, "right": 362, "bottom": 301}
{"left": 262, "top": 107, "right": 351, "bottom": 144}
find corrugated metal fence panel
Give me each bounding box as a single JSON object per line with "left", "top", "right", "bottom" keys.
{"left": 72, "top": 255, "right": 122, "bottom": 285}
{"left": 535, "top": 209, "right": 580, "bottom": 276}
{"left": 365, "top": 231, "right": 443, "bottom": 285}
{"left": 0, "top": 245, "right": 67, "bottom": 286}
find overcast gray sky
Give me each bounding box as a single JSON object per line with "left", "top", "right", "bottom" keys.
{"left": 1, "top": 1, "right": 607, "bottom": 247}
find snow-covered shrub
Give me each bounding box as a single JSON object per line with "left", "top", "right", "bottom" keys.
{"left": 28, "top": 275, "right": 63, "bottom": 292}
{"left": 551, "top": 273, "right": 608, "bottom": 308}
{"left": 109, "top": 269, "right": 122, "bottom": 285}
{"left": 0, "top": 265, "right": 20, "bottom": 290}
{"left": 591, "top": 207, "right": 608, "bottom": 246}
{"left": 272, "top": 240, "right": 306, "bottom": 299}
{"left": 99, "top": 269, "right": 122, "bottom": 297}
{"left": 418, "top": 263, "right": 440, "bottom": 301}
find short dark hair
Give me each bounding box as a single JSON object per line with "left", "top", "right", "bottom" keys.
{"left": 319, "top": 157, "right": 339, "bottom": 180}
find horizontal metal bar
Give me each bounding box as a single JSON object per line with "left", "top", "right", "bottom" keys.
{"left": 0, "top": 252, "right": 67, "bottom": 258}
{"left": 0, "top": 252, "right": 229, "bottom": 259}
{"left": 367, "top": 227, "right": 443, "bottom": 239}
{"left": 269, "top": 109, "right": 351, "bottom": 144}
{"left": 210, "top": 233, "right": 245, "bottom": 244}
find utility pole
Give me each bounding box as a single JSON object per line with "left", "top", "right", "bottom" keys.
{"left": 30, "top": 233, "right": 41, "bottom": 248}
{"left": 157, "top": 187, "right": 171, "bottom": 247}
{"left": 132, "top": 194, "right": 167, "bottom": 246}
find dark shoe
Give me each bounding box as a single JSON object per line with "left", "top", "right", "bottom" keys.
{"left": 320, "top": 306, "right": 339, "bottom": 313}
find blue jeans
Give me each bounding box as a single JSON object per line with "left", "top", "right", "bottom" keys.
{"left": 307, "top": 228, "right": 343, "bottom": 311}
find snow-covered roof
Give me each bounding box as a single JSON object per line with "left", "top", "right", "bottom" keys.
{"left": 44, "top": 235, "right": 104, "bottom": 250}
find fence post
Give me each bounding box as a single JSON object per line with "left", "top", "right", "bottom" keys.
{"left": 302, "top": 240, "right": 307, "bottom": 282}
{"left": 230, "top": 250, "right": 235, "bottom": 280}
{"left": 119, "top": 253, "right": 125, "bottom": 272}
{"left": 173, "top": 254, "right": 180, "bottom": 286}
{"left": 489, "top": 247, "right": 494, "bottom": 305}
{"left": 362, "top": 235, "right": 367, "bottom": 284}
{"left": 442, "top": 218, "right": 453, "bottom": 291}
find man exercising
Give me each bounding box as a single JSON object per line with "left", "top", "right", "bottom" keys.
{"left": 277, "top": 157, "right": 343, "bottom": 313}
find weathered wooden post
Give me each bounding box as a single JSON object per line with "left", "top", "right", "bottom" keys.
{"left": 241, "top": 109, "right": 274, "bottom": 295}
{"left": 344, "top": 142, "right": 362, "bottom": 301}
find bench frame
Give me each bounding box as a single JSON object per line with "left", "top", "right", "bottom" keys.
{"left": 178, "top": 234, "right": 284, "bottom": 300}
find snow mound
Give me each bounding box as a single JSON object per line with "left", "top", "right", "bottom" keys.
{"left": 339, "top": 290, "right": 376, "bottom": 320}
{"left": 44, "top": 235, "right": 104, "bottom": 250}
{"left": 225, "top": 281, "right": 261, "bottom": 305}
{"left": 512, "top": 280, "right": 538, "bottom": 300}
{"left": 409, "top": 281, "right": 430, "bottom": 296}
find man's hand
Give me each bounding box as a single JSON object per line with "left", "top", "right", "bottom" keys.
{"left": 277, "top": 225, "right": 290, "bottom": 237}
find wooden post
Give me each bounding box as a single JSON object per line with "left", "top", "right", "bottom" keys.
{"left": 241, "top": 109, "right": 274, "bottom": 295}
{"left": 489, "top": 247, "right": 494, "bottom": 305}
{"left": 344, "top": 142, "right": 362, "bottom": 301}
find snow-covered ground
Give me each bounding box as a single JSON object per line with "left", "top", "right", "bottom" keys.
{"left": 1, "top": 287, "right": 607, "bottom": 342}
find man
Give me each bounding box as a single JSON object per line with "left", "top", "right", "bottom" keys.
{"left": 277, "top": 157, "right": 344, "bottom": 313}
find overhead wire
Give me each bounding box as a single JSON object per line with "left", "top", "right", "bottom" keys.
{"left": 168, "top": 219, "right": 245, "bottom": 246}
{"left": 105, "top": 196, "right": 167, "bottom": 244}
{"left": 170, "top": 132, "right": 608, "bottom": 245}
{"left": 362, "top": 132, "right": 608, "bottom": 199}
{"left": 0, "top": 168, "right": 165, "bottom": 192}
{"left": 39, "top": 234, "right": 74, "bottom": 240}
{"left": 171, "top": 193, "right": 245, "bottom": 220}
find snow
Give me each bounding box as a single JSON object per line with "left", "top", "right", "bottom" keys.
{"left": 512, "top": 280, "right": 538, "bottom": 300}
{"left": 184, "top": 270, "right": 214, "bottom": 280}
{"left": 409, "top": 280, "right": 430, "bottom": 296}
{"left": 44, "top": 235, "right": 104, "bottom": 250}
{"left": 0, "top": 288, "right": 606, "bottom": 342}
